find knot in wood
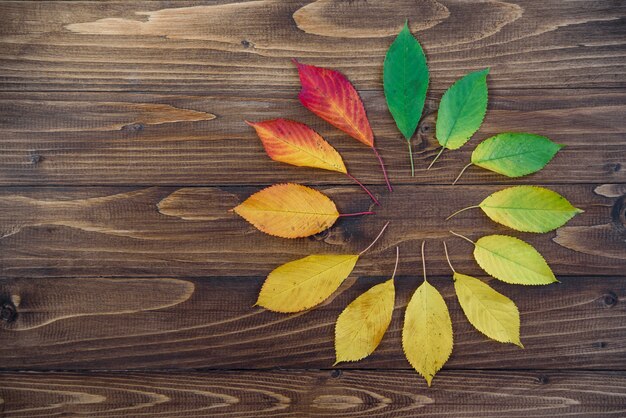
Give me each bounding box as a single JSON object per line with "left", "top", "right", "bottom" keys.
{"left": 0, "top": 301, "right": 17, "bottom": 323}
{"left": 602, "top": 291, "right": 618, "bottom": 308}
{"left": 29, "top": 154, "right": 43, "bottom": 164}
{"left": 331, "top": 369, "right": 342, "bottom": 378}
{"left": 121, "top": 122, "right": 144, "bottom": 132}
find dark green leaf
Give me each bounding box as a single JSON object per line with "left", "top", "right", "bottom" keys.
{"left": 383, "top": 21, "right": 429, "bottom": 141}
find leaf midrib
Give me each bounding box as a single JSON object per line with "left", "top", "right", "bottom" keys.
{"left": 475, "top": 147, "right": 551, "bottom": 164}
{"left": 481, "top": 204, "right": 576, "bottom": 212}
{"left": 248, "top": 207, "right": 337, "bottom": 217}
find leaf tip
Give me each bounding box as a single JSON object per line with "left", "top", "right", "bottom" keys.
{"left": 291, "top": 58, "right": 301, "bottom": 67}
{"left": 244, "top": 119, "right": 255, "bottom": 127}
{"left": 514, "top": 340, "right": 525, "bottom": 349}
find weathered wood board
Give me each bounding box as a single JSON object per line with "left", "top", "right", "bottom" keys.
{"left": 0, "top": 0, "right": 624, "bottom": 416}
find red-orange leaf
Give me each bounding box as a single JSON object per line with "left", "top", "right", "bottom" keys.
{"left": 246, "top": 118, "right": 347, "bottom": 173}
{"left": 293, "top": 59, "right": 374, "bottom": 147}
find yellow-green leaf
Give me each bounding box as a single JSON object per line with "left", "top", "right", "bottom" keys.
{"left": 402, "top": 281, "right": 453, "bottom": 386}
{"left": 257, "top": 254, "right": 359, "bottom": 313}
{"left": 472, "top": 132, "right": 563, "bottom": 178}
{"left": 474, "top": 235, "right": 557, "bottom": 285}
{"left": 454, "top": 272, "right": 522, "bottom": 346}
{"left": 335, "top": 278, "right": 395, "bottom": 364}
{"left": 479, "top": 186, "right": 583, "bottom": 232}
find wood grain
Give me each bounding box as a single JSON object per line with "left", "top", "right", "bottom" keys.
{"left": 0, "top": 184, "right": 622, "bottom": 279}
{"left": 1, "top": 371, "right": 626, "bottom": 417}
{"left": 0, "top": 0, "right": 624, "bottom": 413}
{"left": 0, "top": 89, "right": 624, "bottom": 186}
{"left": 0, "top": 1, "right": 624, "bottom": 92}
{"left": 0, "top": 274, "right": 624, "bottom": 370}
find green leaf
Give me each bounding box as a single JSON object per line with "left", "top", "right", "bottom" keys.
{"left": 472, "top": 132, "right": 563, "bottom": 177}
{"left": 473, "top": 235, "right": 557, "bottom": 285}
{"left": 384, "top": 21, "right": 429, "bottom": 141}
{"left": 454, "top": 272, "right": 522, "bottom": 347}
{"left": 436, "top": 69, "right": 489, "bottom": 150}
{"left": 479, "top": 186, "right": 583, "bottom": 232}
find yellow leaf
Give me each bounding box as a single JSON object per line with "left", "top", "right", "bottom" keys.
{"left": 257, "top": 254, "right": 359, "bottom": 313}
{"left": 334, "top": 247, "right": 399, "bottom": 364}
{"left": 402, "top": 280, "right": 453, "bottom": 386}
{"left": 233, "top": 183, "right": 339, "bottom": 238}
{"left": 454, "top": 272, "right": 522, "bottom": 347}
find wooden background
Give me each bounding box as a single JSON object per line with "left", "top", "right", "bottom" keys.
{"left": 0, "top": 0, "right": 625, "bottom": 416}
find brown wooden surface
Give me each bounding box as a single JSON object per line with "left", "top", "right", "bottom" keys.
{"left": 0, "top": 0, "right": 625, "bottom": 417}
{"left": 2, "top": 371, "right": 626, "bottom": 417}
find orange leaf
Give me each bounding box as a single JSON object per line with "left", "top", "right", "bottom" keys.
{"left": 233, "top": 183, "right": 341, "bottom": 238}
{"left": 293, "top": 60, "right": 374, "bottom": 147}
{"left": 246, "top": 118, "right": 347, "bottom": 173}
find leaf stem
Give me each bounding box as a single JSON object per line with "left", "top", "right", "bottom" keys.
{"left": 452, "top": 162, "right": 473, "bottom": 185}
{"left": 372, "top": 146, "right": 393, "bottom": 192}
{"left": 391, "top": 246, "right": 400, "bottom": 280}
{"left": 442, "top": 241, "right": 456, "bottom": 273}
{"left": 446, "top": 205, "right": 480, "bottom": 221}
{"left": 345, "top": 172, "right": 380, "bottom": 205}
{"left": 427, "top": 146, "right": 445, "bottom": 170}
{"left": 339, "top": 211, "right": 375, "bottom": 218}
{"left": 360, "top": 221, "right": 390, "bottom": 255}
{"left": 421, "top": 241, "right": 427, "bottom": 282}
{"left": 407, "top": 140, "right": 415, "bottom": 177}
{"left": 449, "top": 230, "right": 475, "bottom": 245}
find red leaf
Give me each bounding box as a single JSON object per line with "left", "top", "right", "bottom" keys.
{"left": 293, "top": 60, "right": 374, "bottom": 147}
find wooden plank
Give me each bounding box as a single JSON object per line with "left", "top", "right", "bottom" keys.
{"left": 0, "top": 184, "right": 622, "bottom": 279}
{"left": 1, "top": 371, "right": 626, "bottom": 417}
{"left": 0, "top": 1, "right": 624, "bottom": 92}
{"left": 0, "top": 273, "right": 624, "bottom": 370}
{"left": 0, "top": 90, "right": 624, "bottom": 186}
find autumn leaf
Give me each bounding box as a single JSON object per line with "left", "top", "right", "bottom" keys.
{"left": 447, "top": 186, "right": 583, "bottom": 232}
{"left": 257, "top": 223, "right": 390, "bottom": 313}
{"left": 257, "top": 254, "right": 359, "bottom": 313}
{"left": 233, "top": 183, "right": 373, "bottom": 239}
{"left": 246, "top": 118, "right": 379, "bottom": 204}
{"left": 334, "top": 247, "right": 399, "bottom": 364}
{"left": 455, "top": 272, "right": 522, "bottom": 346}
{"left": 246, "top": 118, "right": 347, "bottom": 173}
{"left": 384, "top": 21, "right": 429, "bottom": 176}
{"left": 453, "top": 132, "right": 563, "bottom": 183}
{"left": 293, "top": 59, "right": 392, "bottom": 191}
{"left": 451, "top": 232, "right": 557, "bottom": 285}
{"left": 429, "top": 69, "right": 489, "bottom": 169}
{"left": 402, "top": 242, "right": 453, "bottom": 386}
{"left": 443, "top": 242, "right": 522, "bottom": 346}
